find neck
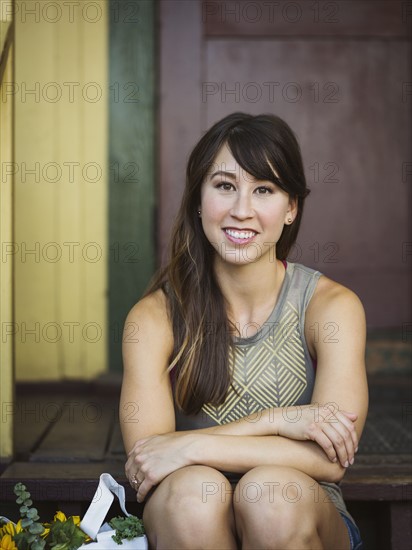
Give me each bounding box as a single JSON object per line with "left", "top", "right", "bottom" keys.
{"left": 213, "top": 255, "right": 286, "bottom": 320}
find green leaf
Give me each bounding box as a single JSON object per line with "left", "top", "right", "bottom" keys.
{"left": 14, "top": 482, "right": 26, "bottom": 494}
{"left": 16, "top": 496, "right": 24, "bottom": 505}
{"left": 48, "top": 517, "right": 87, "bottom": 550}
{"left": 29, "top": 522, "right": 45, "bottom": 535}
{"left": 109, "top": 515, "right": 145, "bottom": 544}
{"left": 32, "top": 540, "right": 46, "bottom": 550}
{"left": 20, "top": 505, "right": 29, "bottom": 514}
{"left": 27, "top": 508, "right": 39, "bottom": 520}
{"left": 25, "top": 499, "right": 33, "bottom": 506}
{"left": 21, "top": 517, "right": 33, "bottom": 528}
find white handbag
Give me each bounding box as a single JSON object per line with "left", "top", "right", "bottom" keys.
{"left": 79, "top": 473, "right": 148, "bottom": 549}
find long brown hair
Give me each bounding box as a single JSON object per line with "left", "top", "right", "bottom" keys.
{"left": 145, "top": 113, "right": 310, "bottom": 414}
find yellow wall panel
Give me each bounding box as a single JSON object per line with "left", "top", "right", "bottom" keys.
{"left": 55, "top": 20, "right": 83, "bottom": 377}
{"left": 14, "top": 0, "right": 108, "bottom": 380}
{"left": 15, "top": 14, "right": 58, "bottom": 378}
{"left": 0, "top": 21, "right": 13, "bottom": 460}
{"left": 80, "top": 7, "right": 108, "bottom": 378}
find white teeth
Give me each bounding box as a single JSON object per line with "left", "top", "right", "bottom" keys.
{"left": 225, "top": 229, "right": 256, "bottom": 239}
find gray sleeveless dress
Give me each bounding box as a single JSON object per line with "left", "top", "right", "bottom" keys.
{"left": 172, "top": 261, "right": 358, "bottom": 528}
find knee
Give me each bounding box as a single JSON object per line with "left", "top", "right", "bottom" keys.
{"left": 144, "top": 465, "right": 233, "bottom": 528}
{"left": 162, "top": 465, "right": 232, "bottom": 512}
{"left": 234, "top": 465, "right": 308, "bottom": 523}
{"left": 234, "top": 466, "right": 321, "bottom": 548}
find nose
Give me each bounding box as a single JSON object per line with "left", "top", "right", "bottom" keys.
{"left": 230, "top": 191, "right": 254, "bottom": 219}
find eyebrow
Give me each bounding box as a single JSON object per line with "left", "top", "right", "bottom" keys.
{"left": 209, "top": 169, "right": 277, "bottom": 187}
{"left": 209, "top": 170, "right": 237, "bottom": 180}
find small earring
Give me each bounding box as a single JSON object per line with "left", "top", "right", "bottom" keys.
{"left": 288, "top": 218, "right": 292, "bottom": 223}
{"left": 197, "top": 210, "right": 201, "bottom": 216}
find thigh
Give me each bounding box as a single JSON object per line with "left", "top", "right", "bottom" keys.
{"left": 316, "top": 483, "right": 352, "bottom": 550}
{"left": 233, "top": 465, "right": 351, "bottom": 550}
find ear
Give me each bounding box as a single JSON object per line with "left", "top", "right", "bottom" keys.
{"left": 285, "top": 196, "right": 298, "bottom": 224}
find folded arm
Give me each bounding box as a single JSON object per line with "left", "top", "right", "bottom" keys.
{"left": 121, "top": 280, "right": 368, "bottom": 501}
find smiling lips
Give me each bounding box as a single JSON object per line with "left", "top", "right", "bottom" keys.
{"left": 223, "top": 228, "right": 258, "bottom": 244}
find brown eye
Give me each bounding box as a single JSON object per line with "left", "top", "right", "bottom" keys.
{"left": 216, "top": 182, "right": 234, "bottom": 191}
{"left": 255, "top": 186, "right": 273, "bottom": 194}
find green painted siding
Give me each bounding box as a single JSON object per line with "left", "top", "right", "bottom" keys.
{"left": 109, "top": 0, "right": 156, "bottom": 370}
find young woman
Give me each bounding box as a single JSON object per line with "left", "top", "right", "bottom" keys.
{"left": 120, "top": 112, "right": 368, "bottom": 550}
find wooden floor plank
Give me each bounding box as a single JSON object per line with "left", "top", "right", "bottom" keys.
{"left": 13, "top": 395, "right": 67, "bottom": 459}
{"left": 29, "top": 398, "right": 116, "bottom": 462}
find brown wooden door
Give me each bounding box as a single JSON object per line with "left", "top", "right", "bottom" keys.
{"left": 158, "top": 0, "right": 411, "bottom": 328}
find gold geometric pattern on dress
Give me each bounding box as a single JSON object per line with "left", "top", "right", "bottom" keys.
{"left": 202, "top": 301, "right": 308, "bottom": 425}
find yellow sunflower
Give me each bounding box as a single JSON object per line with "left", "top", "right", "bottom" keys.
{"left": 40, "top": 526, "right": 50, "bottom": 539}
{"left": 0, "top": 521, "right": 22, "bottom": 538}
{"left": 54, "top": 511, "right": 67, "bottom": 522}
{"left": 71, "top": 516, "right": 81, "bottom": 526}
{"left": 0, "top": 534, "right": 17, "bottom": 550}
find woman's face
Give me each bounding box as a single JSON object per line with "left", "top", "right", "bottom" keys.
{"left": 199, "top": 144, "right": 297, "bottom": 267}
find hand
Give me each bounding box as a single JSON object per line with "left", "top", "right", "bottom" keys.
{"left": 277, "top": 403, "right": 358, "bottom": 468}
{"left": 125, "top": 432, "right": 194, "bottom": 502}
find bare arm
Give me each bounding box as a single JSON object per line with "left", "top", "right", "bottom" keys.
{"left": 173, "top": 276, "right": 368, "bottom": 482}
{"left": 123, "top": 279, "right": 368, "bottom": 500}
{"left": 120, "top": 290, "right": 175, "bottom": 454}
{"left": 306, "top": 276, "right": 368, "bottom": 453}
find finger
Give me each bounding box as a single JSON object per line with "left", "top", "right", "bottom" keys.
{"left": 311, "top": 430, "right": 338, "bottom": 463}
{"left": 128, "top": 435, "right": 153, "bottom": 454}
{"left": 125, "top": 455, "right": 134, "bottom": 472}
{"left": 127, "top": 440, "right": 146, "bottom": 456}
{"left": 129, "top": 477, "right": 138, "bottom": 490}
{"left": 127, "top": 440, "right": 142, "bottom": 456}
{"left": 322, "top": 423, "right": 351, "bottom": 468}
{"left": 329, "top": 417, "right": 355, "bottom": 465}
{"left": 334, "top": 411, "right": 359, "bottom": 455}
{"left": 136, "top": 479, "right": 152, "bottom": 503}
{"left": 126, "top": 450, "right": 141, "bottom": 470}
{"left": 329, "top": 410, "right": 358, "bottom": 456}
{"left": 130, "top": 476, "right": 143, "bottom": 492}
{"left": 321, "top": 406, "right": 357, "bottom": 460}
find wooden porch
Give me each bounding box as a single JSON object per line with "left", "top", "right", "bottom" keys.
{"left": 0, "top": 370, "right": 411, "bottom": 550}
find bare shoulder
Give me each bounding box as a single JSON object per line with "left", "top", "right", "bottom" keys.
{"left": 123, "top": 288, "right": 174, "bottom": 369}
{"left": 305, "top": 274, "right": 366, "bottom": 357}
{"left": 125, "top": 289, "right": 173, "bottom": 333}
{"left": 308, "top": 274, "right": 365, "bottom": 320}
{"left": 126, "top": 288, "right": 171, "bottom": 326}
